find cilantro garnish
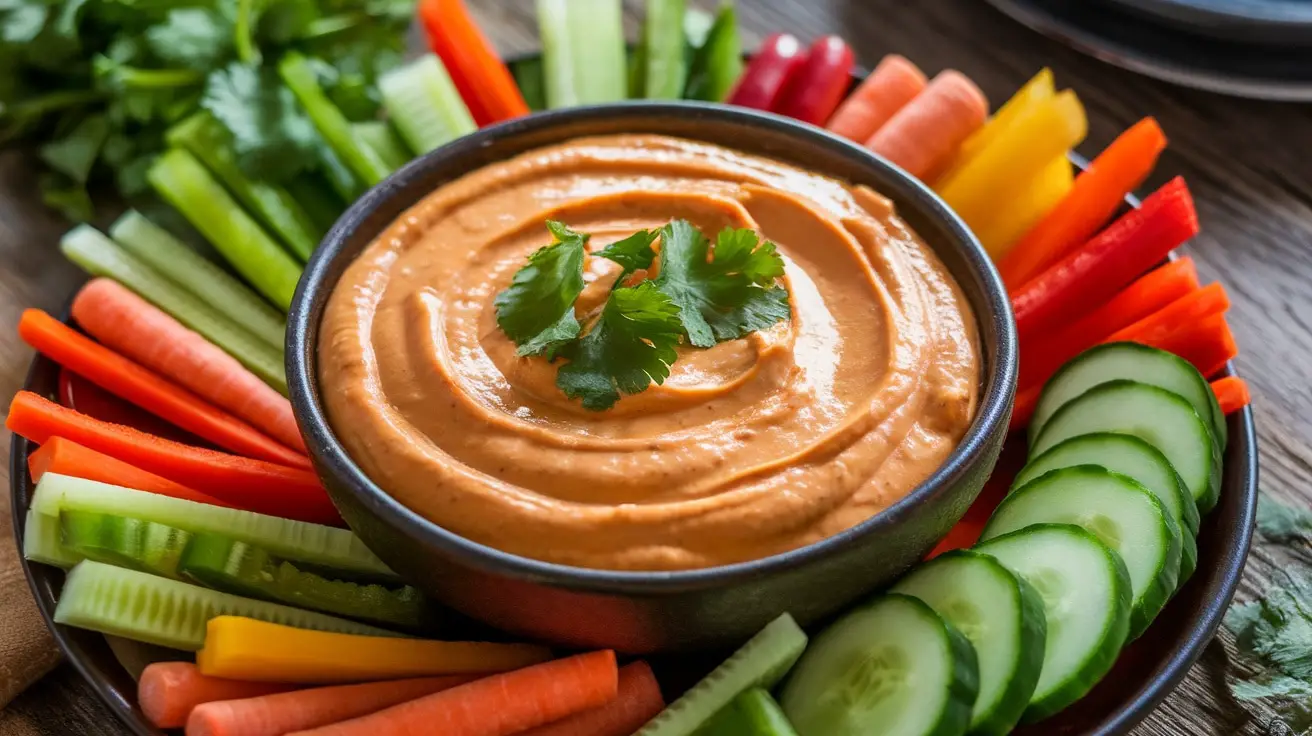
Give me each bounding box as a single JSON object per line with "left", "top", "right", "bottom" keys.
{"left": 494, "top": 218, "right": 791, "bottom": 411}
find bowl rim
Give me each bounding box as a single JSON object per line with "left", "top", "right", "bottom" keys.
{"left": 285, "top": 99, "right": 1019, "bottom": 591}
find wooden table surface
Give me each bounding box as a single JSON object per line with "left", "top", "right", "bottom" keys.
{"left": 1, "top": 0, "right": 1309, "bottom": 733}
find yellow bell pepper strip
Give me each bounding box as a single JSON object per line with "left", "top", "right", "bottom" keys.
{"left": 935, "top": 90, "right": 1087, "bottom": 243}
{"left": 972, "top": 155, "right": 1075, "bottom": 258}
{"left": 197, "top": 616, "right": 553, "bottom": 684}
{"left": 934, "top": 68, "right": 1054, "bottom": 187}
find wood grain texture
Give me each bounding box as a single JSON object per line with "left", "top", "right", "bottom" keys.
{"left": 2, "top": 0, "right": 1309, "bottom": 733}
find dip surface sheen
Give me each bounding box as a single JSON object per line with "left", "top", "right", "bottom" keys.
{"left": 319, "top": 134, "right": 981, "bottom": 571}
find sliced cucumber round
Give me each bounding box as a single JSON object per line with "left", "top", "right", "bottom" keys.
{"left": 1013, "top": 432, "right": 1199, "bottom": 583}
{"left": 982, "top": 466, "right": 1180, "bottom": 640}
{"left": 974, "top": 524, "right": 1131, "bottom": 723}
{"left": 780, "top": 594, "right": 979, "bottom": 736}
{"left": 891, "top": 550, "right": 1046, "bottom": 736}
{"left": 1028, "top": 342, "right": 1226, "bottom": 450}
{"left": 1029, "top": 380, "right": 1221, "bottom": 513}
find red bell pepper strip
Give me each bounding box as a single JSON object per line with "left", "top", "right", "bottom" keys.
{"left": 1212, "top": 376, "right": 1251, "bottom": 415}
{"left": 1011, "top": 176, "right": 1199, "bottom": 340}
{"left": 418, "top": 0, "right": 529, "bottom": 126}
{"left": 727, "top": 33, "right": 807, "bottom": 111}
{"left": 773, "top": 35, "right": 855, "bottom": 125}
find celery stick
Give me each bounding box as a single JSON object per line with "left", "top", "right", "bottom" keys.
{"left": 316, "top": 145, "right": 363, "bottom": 203}
{"left": 279, "top": 52, "right": 392, "bottom": 187}
{"left": 379, "top": 54, "right": 477, "bottom": 154}
{"left": 166, "top": 113, "right": 323, "bottom": 262}
{"left": 148, "top": 149, "right": 303, "bottom": 312}
{"left": 287, "top": 173, "right": 346, "bottom": 234}
{"left": 642, "top": 0, "right": 688, "bottom": 99}
{"left": 510, "top": 57, "right": 547, "bottom": 112}
{"left": 60, "top": 225, "right": 287, "bottom": 394}
{"left": 351, "top": 121, "right": 411, "bottom": 171}
{"left": 537, "top": 0, "right": 627, "bottom": 108}
{"left": 685, "top": 3, "right": 743, "bottom": 102}
{"left": 110, "top": 210, "right": 287, "bottom": 351}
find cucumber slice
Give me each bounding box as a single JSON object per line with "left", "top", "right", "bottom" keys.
{"left": 1030, "top": 380, "right": 1221, "bottom": 513}
{"left": 179, "top": 533, "right": 426, "bottom": 630}
{"left": 61, "top": 510, "right": 191, "bottom": 580}
{"left": 699, "top": 688, "right": 799, "bottom": 735}
{"left": 537, "top": 0, "right": 628, "bottom": 108}
{"left": 54, "top": 561, "right": 396, "bottom": 651}
{"left": 1029, "top": 342, "right": 1225, "bottom": 451}
{"left": 780, "top": 594, "right": 978, "bottom": 736}
{"left": 890, "top": 550, "right": 1046, "bottom": 736}
{"left": 983, "top": 466, "right": 1179, "bottom": 640}
{"left": 378, "top": 53, "right": 477, "bottom": 155}
{"left": 32, "top": 474, "right": 394, "bottom": 582}
{"left": 1014, "top": 433, "right": 1198, "bottom": 583}
{"left": 638, "top": 613, "right": 807, "bottom": 736}
{"left": 23, "top": 510, "right": 80, "bottom": 568}
{"left": 974, "top": 524, "right": 1131, "bottom": 722}
{"left": 640, "top": 0, "right": 688, "bottom": 99}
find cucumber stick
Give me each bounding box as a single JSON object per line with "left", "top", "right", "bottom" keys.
{"left": 780, "top": 595, "right": 978, "bottom": 736}
{"left": 700, "top": 688, "right": 799, "bottom": 735}
{"left": 279, "top": 53, "right": 392, "bottom": 187}
{"left": 379, "top": 54, "right": 477, "bottom": 154}
{"left": 511, "top": 57, "right": 548, "bottom": 112}
{"left": 165, "top": 113, "right": 323, "bottom": 262}
{"left": 351, "top": 121, "right": 411, "bottom": 171}
{"left": 110, "top": 210, "right": 286, "bottom": 351}
{"left": 61, "top": 509, "right": 192, "bottom": 580}
{"left": 59, "top": 225, "right": 287, "bottom": 394}
{"left": 639, "top": 613, "right": 807, "bottom": 736}
{"left": 54, "top": 561, "right": 395, "bottom": 650}
{"left": 537, "top": 0, "right": 627, "bottom": 108}
{"left": 891, "top": 550, "right": 1046, "bottom": 736}
{"left": 975, "top": 525, "right": 1131, "bottom": 723}
{"left": 684, "top": 3, "right": 743, "bottom": 102}
{"left": 32, "top": 474, "right": 395, "bottom": 581}
{"left": 642, "top": 0, "right": 688, "bottom": 99}
{"left": 24, "top": 511, "right": 80, "bottom": 568}
{"left": 147, "top": 149, "right": 303, "bottom": 312}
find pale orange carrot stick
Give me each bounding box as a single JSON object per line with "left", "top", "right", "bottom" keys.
{"left": 519, "top": 662, "right": 664, "bottom": 736}
{"left": 866, "top": 70, "right": 988, "bottom": 181}
{"left": 71, "top": 279, "right": 305, "bottom": 453}
{"left": 29, "top": 437, "right": 230, "bottom": 507}
{"left": 139, "top": 662, "right": 298, "bottom": 729}
{"left": 827, "top": 54, "right": 927, "bottom": 142}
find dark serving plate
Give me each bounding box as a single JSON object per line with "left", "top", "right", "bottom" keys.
{"left": 11, "top": 73, "right": 1258, "bottom": 736}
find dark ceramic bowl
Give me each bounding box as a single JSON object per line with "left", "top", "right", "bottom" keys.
{"left": 285, "top": 101, "right": 1018, "bottom": 654}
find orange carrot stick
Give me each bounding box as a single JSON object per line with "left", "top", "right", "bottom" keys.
{"left": 867, "top": 70, "right": 988, "bottom": 181}
{"left": 1105, "top": 282, "right": 1230, "bottom": 348}
{"left": 826, "top": 54, "right": 927, "bottom": 142}
{"left": 418, "top": 0, "right": 529, "bottom": 125}
{"left": 139, "top": 662, "right": 298, "bottom": 729}
{"left": 19, "top": 309, "right": 307, "bottom": 468}
{"left": 186, "top": 675, "right": 478, "bottom": 736}
{"left": 29, "top": 437, "right": 230, "bottom": 507}
{"left": 519, "top": 662, "right": 664, "bottom": 736}
{"left": 1212, "top": 376, "right": 1251, "bottom": 415}
{"left": 1157, "top": 313, "right": 1238, "bottom": 379}
{"left": 999, "top": 117, "right": 1167, "bottom": 290}
{"left": 1018, "top": 257, "right": 1201, "bottom": 388}
{"left": 6, "top": 392, "right": 339, "bottom": 525}
{"left": 72, "top": 279, "right": 306, "bottom": 454}
{"left": 287, "top": 651, "right": 619, "bottom": 736}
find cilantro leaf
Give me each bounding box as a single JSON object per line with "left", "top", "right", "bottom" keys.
{"left": 655, "top": 220, "right": 790, "bottom": 347}
{"left": 494, "top": 221, "right": 588, "bottom": 357}
{"left": 556, "top": 281, "right": 683, "bottom": 411}
{"left": 2, "top": 4, "right": 47, "bottom": 45}
{"left": 39, "top": 113, "right": 108, "bottom": 183}
{"left": 202, "top": 62, "right": 320, "bottom": 180}
{"left": 595, "top": 229, "right": 657, "bottom": 284}
{"left": 145, "top": 9, "right": 234, "bottom": 71}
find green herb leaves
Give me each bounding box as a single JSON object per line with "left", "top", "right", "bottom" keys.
{"left": 495, "top": 219, "right": 790, "bottom": 410}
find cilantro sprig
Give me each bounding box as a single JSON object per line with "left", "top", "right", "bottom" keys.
{"left": 495, "top": 219, "right": 791, "bottom": 411}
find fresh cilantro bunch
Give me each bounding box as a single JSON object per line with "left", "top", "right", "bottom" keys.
{"left": 495, "top": 219, "right": 791, "bottom": 410}
{"left": 0, "top": 0, "right": 412, "bottom": 220}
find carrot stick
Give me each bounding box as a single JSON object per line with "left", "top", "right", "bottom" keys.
{"left": 826, "top": 54, "right": 927, "bottom": 143}
{"left": 1106, "top": 282, "right": 1230, "bottom": 346}
{"left": 1212, "top": 376, "right": 1251, "bottom": 415}
{"left": 6, "top": 392, "right": 339, "bottom": 525}
{"left": 72, "top": 279, "right": 306, "bottom": 454}
{"left": 867, "top": 70, "right": 988, "bottom": 181}
{"left": 29, "top": 437, "right": 230, "bottom": 508}
{"left": 139, "top": 662, "right": 298, "bottom": 729}
{"left": 999, "top": 117, "right": 1167, "bottom": 290}
{"left": 519, "top": 662, "right": 664, "bottom": 736}
{"left": 186, "top": 675, "right": 478, "bottom": 736}
{"left": 1156, "top": 313, "right": 1238, "bottom": 379}
{"left": 19, "top": 309, "right": 307, "bottom": 469}
{"left": 287, "top": 651, "right": 618, "bottom": 736}
{"left": 1018, "top": 257, "right": 1201, "bottom": 388}
{"left": 418, "top": 0, "right": 529, "bottom": 125}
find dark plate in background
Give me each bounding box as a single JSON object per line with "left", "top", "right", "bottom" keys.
{"left": 1105, "top": 0, "right": 1312, "bottom": 44}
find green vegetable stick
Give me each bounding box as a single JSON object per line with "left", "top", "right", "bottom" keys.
{"left": 642, "top": 0, "right": 688, "bottom": 99}
{"left": 166, "top": 113, "right": 324, "bottom": 262}
{"left": 110, "top": 209, "right": 287, "bottom": 351}
{"left": 278, "top": 52, "right": 393, "bottom": 187}
{"left": 378, "top": 54, "right": 477, "bottom": 155}
{"left": 147, "top": 149, "right": 303, "bottom": 312}
{"left": 510, "top": 57, "right": 548, "bottom": 112}
{"left": 351, "top": 121, "right": 411, "bottom": 171}
{"left": 537, "top": 0, "right": 627, "bottom": 108}
{"left": 60, "top": 225, "right": 287, "bottom": 394}
{"left": 685, "top": 3, "right": 744, "bottom": 102}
